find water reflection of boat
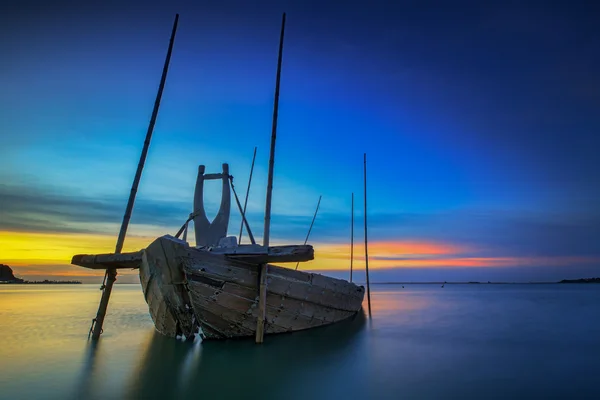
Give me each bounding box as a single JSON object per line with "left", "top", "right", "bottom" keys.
{"left": 125, "top": 310, "right": 366, "bottom": 399}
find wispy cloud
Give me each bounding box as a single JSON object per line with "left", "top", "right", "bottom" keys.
{"left": 0, "top": 183, "right": 188, "bottom": 234}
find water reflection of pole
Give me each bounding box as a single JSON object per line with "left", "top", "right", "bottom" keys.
{"left": 363, "top": 153, "right": 372, "bottom": 316}
{"left": 72, "top": 340, "right": 101, "bottom": 399}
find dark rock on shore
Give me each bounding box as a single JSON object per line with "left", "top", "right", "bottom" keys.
{"left": 0, "top": 264, "right": 81, "bottom": 284}
{"left": 0, "top": 264, "right": 23, "bottom": 282}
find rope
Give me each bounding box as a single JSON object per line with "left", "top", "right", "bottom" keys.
{"left": 99, "top": 269, "right": 108, "bottom": 290}
{"left": 174, "top": 174, "right": 257, "bottom": 246}
{"left": 174, "top": 210, "right": 202, "bottom": 239}
{"left": 88, "top": 319, "right": 96, "bottom": 339}
{"left": 295, "top": 195, "right": 322, "bottom": 270}
{"left": 88, "top": 270, "right": 109, "bottom": 338}
{"left": 88, "top": 319, "right": 103, "bottom": 339}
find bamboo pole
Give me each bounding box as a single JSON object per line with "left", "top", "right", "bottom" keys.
{"left": 363, "top": 153, "right": 372, "bottom": 316}
{"left": 257, "top": 12, "right": 286, "bottom": 344}
{"left": 350, "top": 192, "right": 354, "bottom": 282}
{"left": 90, "top": 14, "right": 179, "bottom": 340}
{"left": 238, "top": 147, "right": 257, "bottom": 244}
{"left": 262, "top": 12, "right": 286, "bottom": 249}
{"left": 295, "top": 195, "right": 322, "bottom": 270}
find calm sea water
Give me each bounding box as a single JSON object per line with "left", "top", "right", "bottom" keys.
{"left": 1, "top": 283, "right": 599, "bottom": 399}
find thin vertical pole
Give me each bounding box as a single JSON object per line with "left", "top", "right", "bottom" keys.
{"left": 239, "top": 147, "right": 257, "bottom": 244}
{"left": 257, "top": 12, "right": 286, "bottom": 344}
{"left": 263, "top": 12, "right": 286, "bottom": 248}
{"left": 363, "top": 153, "right": 372, "bottom": 316}
{"left": 350, "top": 192, "right": 354, "bottom": 282}
{"left": 91, "top": 14, "right": 179, "bottom": 340}
{"left": 295, "top": 195, "right": 322, "bottom": 270}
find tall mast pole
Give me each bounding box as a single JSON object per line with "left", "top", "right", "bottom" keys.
{"left": 91, "top": 14, "right": 179, "bottom": 340}
{"left": 256, "top": 12, "right": 286, "bottom": 344}
{"left": 363, "top": 153, "right": 372, "bottom": 316}
{"left": 350, "top": 192, "right": 354, "bottom": 282}
{"left": 263, "top": 12, "right": 286, "bottom": 248}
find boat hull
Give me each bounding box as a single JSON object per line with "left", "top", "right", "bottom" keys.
{"left": 139, "top": 235, "right": 365, "bottom": 340}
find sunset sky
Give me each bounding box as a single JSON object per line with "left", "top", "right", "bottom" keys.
{"left": 1, "top": 0, "right": 599, "bottom": 283}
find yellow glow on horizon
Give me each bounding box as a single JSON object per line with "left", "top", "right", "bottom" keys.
{"left": 0, "top": 230, "right": 154, "bottom": 266}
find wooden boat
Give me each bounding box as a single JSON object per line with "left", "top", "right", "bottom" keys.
{"left": 72, "top": 164, "right": 366, "bottom": 340}
{"left": 72, "top": 236, "right": 364, "bottom": 341}
{"left": 71, "top": 13, "right": 368, "bottom": 342}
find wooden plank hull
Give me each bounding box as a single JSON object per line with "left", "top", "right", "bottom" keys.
{"left": 139, "top": 235, "right": 365, "bottom": 340}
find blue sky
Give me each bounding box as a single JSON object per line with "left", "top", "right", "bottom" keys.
{"left": 1, "top": 0, "right": 599, "bottom": 282}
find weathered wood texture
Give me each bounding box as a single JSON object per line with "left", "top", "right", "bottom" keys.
{"left": 215, "top": 244, "right": 314, "bottom": 263}
{"left": 137, "top": 235, "right": 364, "bottom": 340}
{"left": 71, "top": 251, "right": 144, "bottom": 269}
{"left": 184, "top": 255, "right": 364, "bottom": 312}
{"left": 172, "top": 236, "right": 363, "bottom": 339}
{"left": 255, "top": 264, "right": 268, "bottom": 343}
{"left": 139, "top": 237, "right": 198, "bottom": 339}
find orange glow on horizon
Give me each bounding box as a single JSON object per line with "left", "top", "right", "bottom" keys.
{"left": 365, "top": 240, "right": 471, "bottom": 256}
{"left": 305, "top": 254, "right": 600, "bottom": 270}
{"left": 304, "top": 241, "right": 600, "bottom": 270}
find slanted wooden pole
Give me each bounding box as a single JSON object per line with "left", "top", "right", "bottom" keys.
{"left": 238, "top": 147, "right": 257, "bottom": 244}
{"left": 257, "top": 12, "right": 286, "bottom": 344}
{"left": 295, "top": 195, "right": 322, "bottom": 270}
{"left": 182, "top": 222, "right": 188, "bottom": 242}
{"left": 91, "top": 14, "right": 179, "bottom": 340}
{"left": 230, "top": 176, "right": 256, "bottom": 245}
{"left": 363, "top": 153, "right": 372, "bottom": 316}
{"left": 350, "top": 192, "right": 354, "bottom": 282}
{"left": 263, "top": 12, "right": 286, "bottom": 249}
